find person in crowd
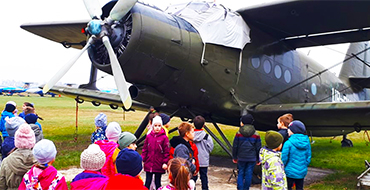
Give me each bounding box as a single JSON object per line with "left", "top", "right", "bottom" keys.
{"left": 146, "top": 109, "right": 160, "bottom": 135}
{"left": 2, "top": 116, "right": 25, "bottom": 159}
{"left": 0, "top": 123, "right": 37, "bottom": 189}
{"left": 30, "top": 123, "right": 44, "bottom": 143}
{"left": 170, "top": 122, "right": 197, "bottom": 175}
{"left": 277, "top": 113, "right": 293, "bottom": 144}
{"left": 282, "top": 120, "right": 311, "bottom": 190}
{"left": 95, "top": 121, "right": 121, "bottom": 176}
{"left": 158, "top": 157, "right": 195, "bottom": 190}
{"left": 118, "top": 131, "right": 137, "bottom": 150}
{"left": 25, "top": 113, "right": 42, "bottom": 131}
{"left": 142, "top": 116, "right": 170, "bottom": 189}
{"left": 19, "top": 139, "right": 68, "bottom": 190}
{"left": 260, "top": 131, "right": 287, "bottom": 190}
{"left": 232, "top": 114, "right": 261, "bottom": 190}
{"left": 91, "top": 113, "right": 108, "bottom": 143}
{"left": 193, "top": 115, "right": 214, "bottom": 190}
{"left": 0, "top": 101, "right": 17, "bottom": 141}
{"left": 159, "top": 113, "right": 171, "bottom": 136}
{"left": 18, "top": 102, "right": 34, "bottom": 118}
{"left": 105, "top": 148, "right": 147, "bottom": 190}
{"left": 70, "top": 144, "right": 108, "bottom": 190}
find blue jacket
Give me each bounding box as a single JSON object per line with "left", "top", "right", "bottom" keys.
{"left": 1, "top": 137, "right": 15, "bottom": 159}
{"left": 232, "top": 131, "right": 261, "bottom": 162}
{"left": 281, "top": 134, "right": 311, "bottom": 179}
{"left": 0, "top": 111, "right": 14, "bottom": 137}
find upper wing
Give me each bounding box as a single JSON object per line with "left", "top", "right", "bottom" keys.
{"left": 47, "top": 85, "right": 150, "bottom": 111}
{"left": 237, "top": 0, "right": 370, "bottom": 49}
{"left": 249, "top": 101, "right": 370, "bottom": 137}
{"left": 21, "top": 20, "right": 89, "bottom": 50}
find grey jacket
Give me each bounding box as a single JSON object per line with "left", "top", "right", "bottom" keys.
{"left": 174, "top": 144, "right": 196, "bottom": 173}
{"left": 193, "top": 130, "right": 214, "bottom": 167}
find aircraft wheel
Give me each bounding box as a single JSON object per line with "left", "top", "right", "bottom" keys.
{"left": 341, "top": 138, "right": 353, "bottom": 147}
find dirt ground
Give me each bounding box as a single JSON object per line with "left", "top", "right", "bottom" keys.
{"left": 60, "top": 156, "right": 334, "bottom": 189}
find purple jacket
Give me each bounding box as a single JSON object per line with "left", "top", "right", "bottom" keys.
{"left": 70, "top": 170, "right": 108, "bottom": 190}
{"left": 141, "top": 129, "right": 170, "bottom": 173}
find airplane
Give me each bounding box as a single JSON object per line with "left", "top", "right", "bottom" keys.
{"left": 20, "top": 0, "right": 370, "bottom": 155}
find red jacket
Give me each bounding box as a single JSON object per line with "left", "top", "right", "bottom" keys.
{"left": 141, "top": 129, "right": 170, "bottom": 173}
{"left": 105, "top": 174, "right": 147, "bottom": 190}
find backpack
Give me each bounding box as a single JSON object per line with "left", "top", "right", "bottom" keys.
{"left": 23, "top": 170, "right": 64, "bottom": 190}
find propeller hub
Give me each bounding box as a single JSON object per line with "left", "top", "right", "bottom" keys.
{"left": 87, "top": 20, "right": 102, "bottom": 36}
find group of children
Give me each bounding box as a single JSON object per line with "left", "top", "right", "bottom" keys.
{"left": 233, "top": 113, "right": 312, "bottom": 190}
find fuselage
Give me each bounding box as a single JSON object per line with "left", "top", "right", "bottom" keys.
{"left": 88, "top": 2, "right": 358, "bottom": 129}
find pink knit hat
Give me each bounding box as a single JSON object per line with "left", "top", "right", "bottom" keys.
{"left": 15, "top": 123, "right": 36, "bottom": 149}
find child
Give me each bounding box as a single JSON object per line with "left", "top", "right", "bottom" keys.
{"left": 118, "top": 131, "right": 137, "bottom": 150}
{"left": 105, "top": 148, "right": 147, "bottom": 190}
{"left": 276, "top": 113, "right": 293, "bottom": 143}
{"left": 91, "top": 113, "right": 108, "bottom": 143}
{"left": 282, "top": 120, "right": 311, "bottom": 190}
{"left": 142, "top": 116, "right": 170, "bottom": 189}
{"left": 160, "top": 113, "right": 171, "bottom": 136}
{"left": 158, "top": 157, "right": 195, "bottom": 190}
{"left": 25, "top": 113, "right": 42, "bottom": 130}
{"left": 232, "top": 114, "right": 261, "bottom": 190}
{"left": 95, "top": 122, "right": 121, "bottom": 176}
{"left": 0, "top": 101, "right": 17, "bottom": 141}
{"left": 71, "top": 144, "right": 108, "bottom": 190}
{"left": 19, "top": 139, "right": 68, "bottom": 190}
{"left": 146, "top": 109, "right": 159, "bottom": 135}
{"left": 2, "top": 116, "right": 25, "bottom": 159}
{"left": 193, "top": 115, "right": 214, "bottom": 190}
{"left": 19, "top": 102, "right": 34, "bottom": 118}
{"left": 0, "top": 123, "right": 37, "bottom": 189}
{"left": 260, "top": 130, "right": 287, "bottom": 190}
{"left": 170, "top": 122, "right": 197, "bottom": 175}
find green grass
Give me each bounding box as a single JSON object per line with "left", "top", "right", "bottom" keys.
{"left": 0, "top": 95, "right": 369, "bottom": 189}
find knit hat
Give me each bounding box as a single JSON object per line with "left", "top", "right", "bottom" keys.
{"left": 95, "top": 113, "right": 107, "bottom": 128}
{"left": 239, "top": 124, "right": 256, "bottom": 137}
{"left": 240, "top": 114, "right": 254, "bottom": 125}
{"left": 152, "top": 116, "right": 163, "bottom": 126}
{"left": 106, "top": 122, "right": 121, "bottom": 141}
{"left": 5, "top": 101, "right": 16, "bottom": 112}
{"left": 289, "top": 120, "right": 306, "bottom": 134}
{"left": 30, "top": 124, "right": 44, "bottom": 143}
{"left": 118, "top": 132, "right": 137, "bottom": 150}
{"left": 25, "top": 113, "right": 38, "bottom": 124}
{"left": 33, "top": 139, "right": 57, "bottom": 164}
{"left": 5, "top": 116, "right": 25, "bottom": 137}
{"left": 80, "top": 144, "right": 106, "bottom": 171}
{"left": 265, "top": 131, "right": 283, "bottom": 149}
{"left": 116, "top": 148, "right": 143, "bottom": 177}
{"left": 15, "top": 123, "right": 36, "bottom": 149}
{"left": 159, "top": 113, "right": 171, "bottom": 125}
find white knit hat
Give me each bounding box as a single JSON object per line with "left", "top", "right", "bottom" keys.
{"left": 106, "top": 122, "right": 121, "bottom": 141}
{"left": 80, "top": 144, "right": 106, "bottom": 171}
{"left": 152, "top": 116, "right": 163, "bottom": 126}
{"left": 33, "top": 139, "right": 57, "bottom": 164}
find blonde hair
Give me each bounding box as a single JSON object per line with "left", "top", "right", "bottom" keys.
{"left": 168, "top": 157, "right": 190, "bottom": 190}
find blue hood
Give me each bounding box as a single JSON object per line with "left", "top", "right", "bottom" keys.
{"left": 288, "top": 134, "right": 310, "bottom": 150}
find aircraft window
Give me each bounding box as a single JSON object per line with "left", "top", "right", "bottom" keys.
{"left": 251, "top": 57, "right": 260, "bottom": 68}
{"left": 311, "top": 83, "right": 317, "bottom": 95}
{"left": 284, "top": 70, "right": 291, "bottom": 83}
{"left": 274, "top": 65, "right": 282, "bottom": 79}
{"left": 263, "top": 59, "right": 272, "bottom": 73}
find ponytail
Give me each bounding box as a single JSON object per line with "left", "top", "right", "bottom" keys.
{"left": 168, "top": 158, "right": 191, "bottom": 190}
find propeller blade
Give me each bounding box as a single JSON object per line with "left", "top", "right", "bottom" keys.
{"left": 83, "top": 0, "right": 102, "bottom": 19}
{"left": 43, "top": 37, "right": 93, "bottom": 93}
{"left": 109, "top": 0, "right": 137, "bottom": 21}
{"left": 102, "top": 36, "right": 132, "bottom": 109}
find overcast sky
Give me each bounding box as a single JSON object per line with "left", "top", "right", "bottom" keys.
{"left": 0, "top": 0, "right": 349, "bottom": 89}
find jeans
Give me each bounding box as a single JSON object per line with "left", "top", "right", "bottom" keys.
{"left": 145, "top": 172, "right": 162, "bottom": 190}
{"left": 193, "top": 167, "right": 209, "bottom": 190}
{"left": 237, "top": 161, "right": 255, "bottom": 190}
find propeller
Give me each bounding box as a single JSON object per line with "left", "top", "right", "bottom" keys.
{"left": 43, "top": 0, "right": 137, "bottom": 109}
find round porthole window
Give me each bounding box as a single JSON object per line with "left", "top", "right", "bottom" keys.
{"left": 311, "top": 83, "right": 317, "bottom": 95}
{"left": 251, "top": 57, "right": 260, "bottom": 68}
{"left": 284, "top": 70, "right": 291, "bottom": 83}
{"left": 263, "top": 59, "right": 272, "bottom": 73}
{"left": 274, "top": 65, "right": 282, "bottom": 79}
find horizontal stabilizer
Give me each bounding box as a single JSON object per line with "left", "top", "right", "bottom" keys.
{"left": 349, "top": 77, "right": 370, "bottom": 92}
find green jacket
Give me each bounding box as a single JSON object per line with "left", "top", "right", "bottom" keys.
{"left": 259, "top": 147, "right": 287, "bottom": 190}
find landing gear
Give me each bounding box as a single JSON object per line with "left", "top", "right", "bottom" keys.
{"left": 79, "top": 64, "right": 99, "bottom": 91}
{"left": 341, "top": 135, "right": 353, "bottom": 147}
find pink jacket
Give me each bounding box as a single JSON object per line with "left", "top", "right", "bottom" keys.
{"left": 18, "top": 165, "right": 68, "bottom": 190}
{"left": 141, "top": 129, "right": 170, "bottom": 173}
{"left": 70, "top": 171, "right": 108, "bottom": 190}
{"left": 95, "top": 140, "right": 119, "bottom": 176}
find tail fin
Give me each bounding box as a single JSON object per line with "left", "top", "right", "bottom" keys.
{"left": 339, "top": 41, "right": 370, "bottom": 99}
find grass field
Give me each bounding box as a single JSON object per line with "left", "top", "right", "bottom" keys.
{"left": 0, "top": 95, "right": 369, "bottom": 189}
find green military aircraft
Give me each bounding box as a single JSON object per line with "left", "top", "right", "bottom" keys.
{"left": 21, "top": 0, "right": 370, "bottom": 153}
